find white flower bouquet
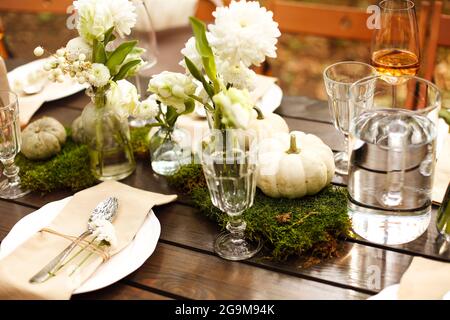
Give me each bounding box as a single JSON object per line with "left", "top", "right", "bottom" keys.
{"left": 147, "top": 0, "right": 280, "bottom": 130}
{"left": 33, "top": 0, "right": 159, "bottom": 180}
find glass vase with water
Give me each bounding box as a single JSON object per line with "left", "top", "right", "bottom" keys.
{"left": 348, "top": 75, "right": 440, "bottom": 245}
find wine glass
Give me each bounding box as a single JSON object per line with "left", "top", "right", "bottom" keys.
{"left": 323, "top": 61, "right": 377, "bottom": 175}
{"left": 0, "top": 91, "right": 30, "bottom": 199}
{"left": 128, "top": 0, "right": 159, "bottom": 127}
{"left": 371, "top": 0, "right": 420, "bottom": 81}
{"left": 201, "top": 130, "right": 261, "bottom": 261}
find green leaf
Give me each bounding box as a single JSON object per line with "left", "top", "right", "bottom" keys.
{"left": 189, "top": 17, "right": 217, "bottom": 84}
{"left": 106, "top": 40, "right": 138, "bottom": 73}
{"left": 184, "top": 56, "right": 214, "bottom": 97}
{"left": 181, "top": 99, "right": 195, "bottom": 115}
{"left": 113, "top": 59, "right": 142, "bottom": 81}
{"left": 93, "top": 39, "right": 107, "bottom": 64}
{"left": 165, "top": 106, "right": 179, "bottom": 127}
{"left": 103, "top": 26, "right": 115, "bottom": 45}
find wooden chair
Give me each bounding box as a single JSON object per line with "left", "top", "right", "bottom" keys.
{"left": 0, "top": 0, "right": 73, "bottom": 58}
{"left": 194, "top": 0, "right": 431, "bottom": 77}
{"left": 424, "top": 1, "right": 450, "bottom": 81}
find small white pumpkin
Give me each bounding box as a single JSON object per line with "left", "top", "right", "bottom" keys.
{"left": 246, "top": 108, "right": 289, "bottom": 140}
{"left": 257, "top": 131, "right": 335, "bottom": 199}
{"left": 21, "top": 117, "right": 66, "bottom": 160}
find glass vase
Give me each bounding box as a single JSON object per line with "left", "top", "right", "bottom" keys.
{"left": 149, "top": 126, "right": 191, "bottom": 176}
{"left": 81, "top": 90, "right": 136, "bottom": 181}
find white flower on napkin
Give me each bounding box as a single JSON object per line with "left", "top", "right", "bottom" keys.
{"left": 90, "top": 219, "right": 118, "bottom": 249}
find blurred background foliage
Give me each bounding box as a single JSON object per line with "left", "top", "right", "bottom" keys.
{"left": 1, "top": 0, "right": 450, "bottom": 102}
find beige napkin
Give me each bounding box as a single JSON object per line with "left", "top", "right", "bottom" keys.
{"left": 17, "top": 96, "right": 45, "bottom": 127}
{"left": 433, "top": 132, "right": 450, "bottom": 204}
{"left": 398, "top": 257, "right": 450, "bottom": 299}
{"left": 0, "top": 181, "right": 176, "bottom": 300}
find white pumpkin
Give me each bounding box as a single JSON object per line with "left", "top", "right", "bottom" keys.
{"left": 257, "top": 131, "right": 335, "bottom": 199}
{"left": 246, "top": 108, "right": 289, "bottom": 140}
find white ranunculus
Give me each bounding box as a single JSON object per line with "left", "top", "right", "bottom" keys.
{"left": 134, "top": 95, "right": 160, "bottom": 119}
{"left": 108, "top": 0, "right": 137, "bottom": 38}
{"left": 87, "top": 63, "right": 110, "bottom": 87}
{"left": 213, "top": 87, "right": 253, "bottom": 129}
{"left": 106, "top": 79, "right": 139, "bottom": 117}
{"left": 65, "top": 37, "right": 93, "bottom": 61}
{"left": 148, "top": 71, "right": 196, "bottom": 113}
{"left": 218, "top": 60, "right": 256, "bottom": 90}
{"left": 209, "top": 0, "right": 280, "bottom": 67}
{"left": 74, "top": 0, "right": 114, "bottom": 43}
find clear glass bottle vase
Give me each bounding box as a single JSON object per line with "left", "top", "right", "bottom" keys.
{"left": 149, "top": 126, "right": 191, "bottom": 176}
{"left": 81, "top": 90, "right": 136, "bottom": 181}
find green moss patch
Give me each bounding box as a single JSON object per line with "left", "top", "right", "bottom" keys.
{"left": 16, "top": 126, "right": 151, "bottom": 193}
{"left": 168, "top": 164, "right": 351, "bottom": 260}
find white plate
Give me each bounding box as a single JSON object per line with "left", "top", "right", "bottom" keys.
{"left": 8, "top": 59, "right": 87, "bottom": 102}
{"left": 0, "top": 197, "right": 160, "bottom": 294}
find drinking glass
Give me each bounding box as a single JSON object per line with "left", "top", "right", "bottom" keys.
{"left": 201, "top": 130, "right": 261, "bottom": 261}
{"left": 347, "top": 75, "right": 440, "bottom": 245}
{"left": 128, "top": 0, "right": 159, "bottom": 127}
{"left": 0, "top": 91, "right": 30, "bottom": 199}
{"left": 371, "top": 0, "right": 420, "bottom": 80}
{"left": 323, "top": 61, "right": 377, "bottom": 175}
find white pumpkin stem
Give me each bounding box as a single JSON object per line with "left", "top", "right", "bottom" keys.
{"left": 286, "top": 134, "right": 301, "bottom": 154}
{"left": 253, "top": 106, "right": 265, "bottom": 120}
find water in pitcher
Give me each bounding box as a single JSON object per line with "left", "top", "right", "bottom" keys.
{"left": 348, "top": 110, "right": 436, "bottom": 245}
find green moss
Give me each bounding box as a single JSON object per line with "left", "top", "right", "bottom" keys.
{"left": 16, "top": 137, "right": 97, "bottom": 193}
{"left": 15, "top": 126, "right": 151, "bottom": 194}
{"left": 169, "top": 164, "right": 351, "bottom": 260}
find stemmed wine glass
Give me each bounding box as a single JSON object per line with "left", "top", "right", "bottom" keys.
{"left": 201, "top": 130, "right": 262, "bottom": 261}
{"left": 128, "top": 0, "right": 159, "bottom": 127}
{"left": 0, "top": 91, "right": 30, "bottom": 199}
{"left": 323, "top": 62, "right": 377, "bottom": 175}
{"left": 371, "top": 0, "right": 420, "bottom": 81}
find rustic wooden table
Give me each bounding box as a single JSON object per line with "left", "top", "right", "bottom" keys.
{"left": 1, "top": 29, "right": 449, "bottom": 300}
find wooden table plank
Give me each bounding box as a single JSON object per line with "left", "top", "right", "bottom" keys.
{"left": 74, "top": 282, "right": 172, "bottom": 300}
{"left": 126, "top": 242, "right": 369, "bottom": 300}
{"left": 155, "top": 202, "right": 413, "bottom": 294}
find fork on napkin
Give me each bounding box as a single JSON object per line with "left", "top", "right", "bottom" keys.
{"left": 0, "top": 181, "right": 176, "bottom": 299}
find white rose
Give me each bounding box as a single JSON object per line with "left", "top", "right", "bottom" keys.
{"left": 148, "top": 71, "right": 196, "bottom": 113}
{"left": 213, "top": 87, "right": 253, "bottom": 129}
{"left": 106, "top": 79, "right": 139, "bottom": 118}
{"left": 65, "top": 37, "right": 93, "bottom": 61}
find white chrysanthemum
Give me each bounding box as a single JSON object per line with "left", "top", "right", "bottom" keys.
{"left": 65, "top": 37, "right": 93, "bottom": 61}
{"left": 108, "top": 0, "right": 137, "bottom": 38}
{"left": 218, "top": 60, "right": 256, "bottom": 90}
{"left": 91, "top": 218, "right": 118, "bottom": 249}
{"left": 209, "top": 0, "right": 280, "bottom": 67}
{"left": 134, "top": 95, "right": 160, "bottom": 119}
{"left": 213, "top": 87, "right": 253, "bottom": 129}
{"left": 148, "top": 71, "right": 196, "bottom": 113}
{"left": 106, "top": 79, "right": 139, "bottom": 117}
{"left": 87, "top": 63, "right": 110, "bottom": 87}
{"left": 74, "top": 0, "right": 114, "bottom": 43}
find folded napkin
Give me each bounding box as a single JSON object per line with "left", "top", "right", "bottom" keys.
{"left": 433, "top": 132, "right": 450, "bottom": 204}
{"left": 0, "top": 181, "right": 176, "bottom": 300}
{"left": 17, "top": 96, "right": 45, "bottom": 127}
{"left": 0, "top": 57, "right": 9, "bottom": 96}
{"left": 398, "top": 257, "right": 450, "bottom": 299}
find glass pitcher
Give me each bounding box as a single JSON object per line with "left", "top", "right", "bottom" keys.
{"left": 348, "top": 75, "right": 440, "bottom": 245}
